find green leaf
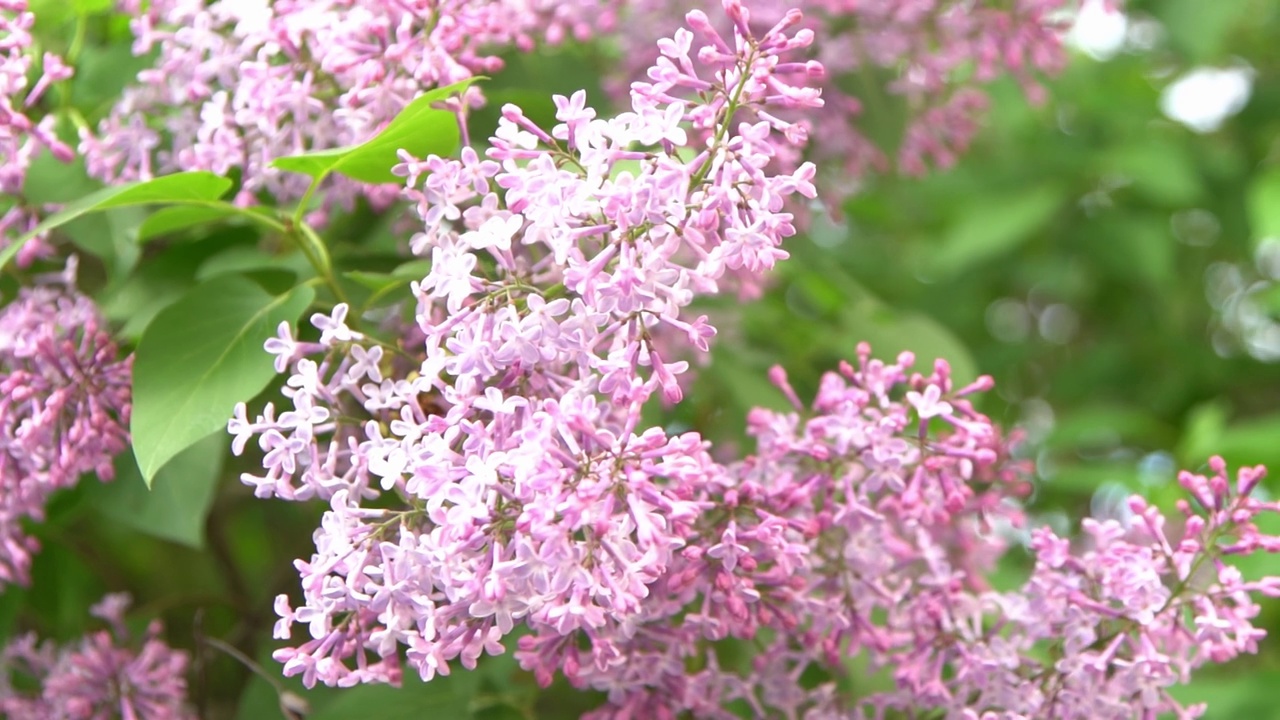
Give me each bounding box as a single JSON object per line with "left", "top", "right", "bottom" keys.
{"left": 21, "top": 153, "right": 96, "bottom": 205}
{"left": 308, "top": 675, "right": 474, "bottom": 720}
{"left": 1177, "top": 401, "right": 1228, "bottom": 467}
{"left": 101, "top": 235, "right": 251, "bottom": 341}
{"left": 70, "top": 40, "right": 162, "bottom": 115}
{"left": 235, "top": 649, "right": 484, "bottom": 720}
{"left": 1212, "top": 414, "right": 1280, "bottom": 470}
{"left": 1090, "top": 213, "right": 1176, "bottom": 289}
{"left": 138, "top": 204, "right": 280, "bottom": 242}
{"left": 92, "top": 435, "right": 225, "bottom": 549}
{"left": 0, "top": 171, "right": 234, "bottom": 272}
{"left": 1247, "top": 166, "right": 1280, "bottom": 246}
{"left": 926, "top": 184, "right": 1064, "bottom": 276}
{"left": 271, "top": 78, "right": 478, "bottom": 185}
{"left": 197, "top": 247, "right": 312, "bottom": 283}
{"left": 65, "top": 206, "right": 145, "bottom": 281}
{"left": 347, "top": 259, "right": 433, "bottom": 309}
{"left": 1156, "top": 0, "right": 1252, "bottom": 63}
{"left": 27, "top": 543, "right": 102, "bottom": 638}
{"left": 1172, "top": 666, "right": 1280, "bottom": 720}
{"left": 841, "top": 302, "right": 979, "bottom": 386}
{"left": 1105, "top": 138, "right": 1203, "bottom": 205}
{"left": 131, "top": 276, "right": 315, "bottom": 485}
{"left": 1045, "top": 405, "right": 1173, "bottom": 452}
{"left": 72, "top": 0, "right": 114, "bottom": 13}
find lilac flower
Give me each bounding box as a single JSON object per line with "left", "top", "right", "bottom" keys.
{"left": 225, "top": 2, "right": 1280, "bottom": 717}
{"left": 0, "top": 1, "right": 76, "bottom": 265}
{"left": 907, "top": 383, "right": 954, "bottom": 419}
{"left": 0, "top": 268, "right": 132, "bottom": 587}
{"left": 233, "top": 1, "right": 822, "bottom": 692}
{"left": 0, "top": 594, "right": 193, "bottom": 720}
{"left": 85, "top": 0, "right": 625, "bottom": 211}
{"left": 601, "top": 0, "right": 1078, "bottom": 191}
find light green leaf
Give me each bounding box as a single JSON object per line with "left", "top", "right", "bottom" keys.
{"left": 1172, "top": 667, "right": 1280, "bottom": 720}
{"left": 131, "top": 276, "right": 315, "bottom": 485}
{"left": 927, "top": 184, "right": 1064, "bottom": 276}
{"left": 1212, "top": 414, "right": 1280, "bottom": 470}
{"left": 1106, "top": 138, "right": 1203, "bottom": 205}
{"left": 0, "top": 171, "right": 233, "bottom": 272}
{"left": 1177, "top": 401, "right": 1228, "bottom": 467}
{"left": 271, "top": 78, "right": 478, "bottom": 185}
{"left": 72, "top": 0, "right": 114, "bottom": 13}
{"left": 1246, "top": 166, "right": 1280, "bottom": 247}
{"left": 93, "top": 435, "right": 225, "bottom": 549}
{"left": 841, "top": 302, "right": 979, "bottom": 386}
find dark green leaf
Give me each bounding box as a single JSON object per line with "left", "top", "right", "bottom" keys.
{"left": 92, "top": 435, "right": 225, "bottom": 549}
{"left": 100, "top": 227, "right": 259, "bottom": 340}
{"left": 308, "top": 675, "right": 474, "bottom": 720}
{"left": 196, "top": 247, "right": 312, "bottom": 283}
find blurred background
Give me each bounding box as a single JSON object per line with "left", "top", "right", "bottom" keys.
{"left": 5, "top": 0, "right": 1280, "bottom": 717}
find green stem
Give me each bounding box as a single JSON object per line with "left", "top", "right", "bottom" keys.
{"left": 289, "top": 220, "right": 349, "bottom": 307}
{"left": 293, "top": 173, "right": 325, "bottom": 227}
{"left": 689, "top": 48, "right": 758, "bottom": 188}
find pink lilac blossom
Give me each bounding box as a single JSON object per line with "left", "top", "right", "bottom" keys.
{"left": 229, "top": 2, "right": 1280, "bottom": 716}
{"left": 0, "top": 0, "right": 76, "bottom": 265}
{"left": 0, "top": 594, "right": 194, "bottom": 720}
{"left": 849, "top": 453, "right": 1280, "bottom": 717}
{"left": 232, "top": 0, "right": 820, "bottom": 692}
{"left": 0, "top": 262, "right": 132, "bottom": 587}
{"left": 604, "top": 0, "right": 1078, "bottom": 185}
{"left": 84, "top": 0, "right": 623, "bottom": 217}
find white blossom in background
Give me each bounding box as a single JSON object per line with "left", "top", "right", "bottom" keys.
{"left": 1068, "top": 0, "right": 1128, "bottom": 61}
{"left": 1161, "top": 65, "right": 1254, "bottom": 133}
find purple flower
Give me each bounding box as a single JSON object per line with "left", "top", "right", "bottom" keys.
{"left": 0, "top": 594, "right": 193, "bottom": 720}
{"left": 0, "top": 273, "right": 131, "bottom": 587}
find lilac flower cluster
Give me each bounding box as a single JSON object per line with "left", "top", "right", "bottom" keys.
{"left": 230, "top": 0, "right": 820, "bottom": 692}
{"left": 0, "top": 594, "right": 193, "bottom": 720}
{"left": 225, "top": 3, "right": 1280, "bottom": 716}
{"left": 0, "top": 264, "right": 132, "bottom": 587}
{"left": 542, "top": 350, "right": 1029, "bottom": 717}
{"left": 84, "top": 0, "right": 621, "bottom": 214}
{"left": 0, "top": 0, "right": 75, "bottom": 264}
{"left": 737, "top": 361, "right": 1280, "bottom": 719}
{"left": 607, "top": 0, "right": 1078, "bottom": 182}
